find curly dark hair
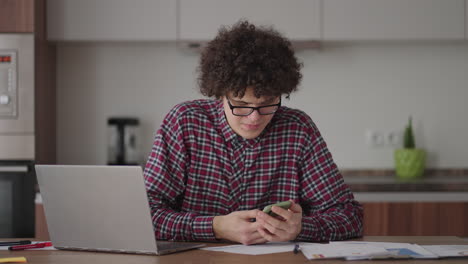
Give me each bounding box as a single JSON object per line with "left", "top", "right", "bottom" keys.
{"left": 198, "top": 20, "right": 302, "bottom": 99}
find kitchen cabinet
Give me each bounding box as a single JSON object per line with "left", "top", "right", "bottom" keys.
{"left": 323, "top": 0, "right": 465, "bottom": 41}
{"left": 36, "top": 0, "right": 56, "bottom": 164}
{"left": 362, "top": 202, "right": 468, "bottom": 236}
{"left": 0, "top": 0, "right": 34, "bottom": 32}
{"left": 178, "top": 0, "right": 321, "bottom": 41}
{"left": 47, "top": 0, "right": 177, "bottom": 41}
{"left": 35, "top": 202, "right": 50, "bottom": 240}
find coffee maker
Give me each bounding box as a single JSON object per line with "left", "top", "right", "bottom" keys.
{"left": 107, "top": 117, "right": 140, "bottom": 165}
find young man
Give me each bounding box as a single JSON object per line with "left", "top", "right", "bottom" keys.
{"left": 144, "top": 21, "right": 363, "bottom": 245}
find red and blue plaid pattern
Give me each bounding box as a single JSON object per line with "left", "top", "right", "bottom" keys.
{"left": 144, "top": 99, "right": 363, "bottom": 242}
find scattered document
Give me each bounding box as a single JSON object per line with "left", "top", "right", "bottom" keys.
{"left": 300, "top": 241, "right": 439, "bottom": 260}
{"left": 331, "top": 241, "right": 438, "bottom": 259}
{"left": 300, "top": 243, "right": 389, "bottom": 260}
{"left": 201, "top": 242, "right": 307, "bottom": 255}
{"left": 201, "top": 241, "right": 468, "bottom": 259}
{"left": 422, "top": 245, "right": 468, "bottom": 258}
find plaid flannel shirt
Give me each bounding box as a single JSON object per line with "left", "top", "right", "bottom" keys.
{"left": 144, "top": 99, "right": 363, "bottom": 242}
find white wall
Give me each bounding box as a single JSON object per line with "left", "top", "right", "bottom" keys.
{"left": 56, "top": 42, "right": 468, "bottom": 169}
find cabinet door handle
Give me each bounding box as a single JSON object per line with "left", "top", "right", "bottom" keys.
{"left": 0, "top": 166, "right": 28, "bottom": 173}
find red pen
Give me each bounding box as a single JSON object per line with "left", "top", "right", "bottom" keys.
{"left": 9, "top": 242, "right": 53, "bottom": 251}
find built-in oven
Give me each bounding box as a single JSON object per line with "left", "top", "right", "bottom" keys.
{"left": 0, "top": 34, "right": 36, "bottom": 237}
{"left": 0, "top": 160, "right": 35, "bottom": 237}
{"left": 0, "top": 34, "right": 35, "bottom": 159}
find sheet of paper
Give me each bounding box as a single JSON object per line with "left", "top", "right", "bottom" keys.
{"left": 422, "top": 245, "right": 468, "bottom": 257}
{"left": 330, "top": 241, "right": 438, "bottom": 259}
{"left": 200, "top": 242, "right": 308, "bottom": 255}
{"left": 300, "top": 243, "right": 389, "bottom": 260}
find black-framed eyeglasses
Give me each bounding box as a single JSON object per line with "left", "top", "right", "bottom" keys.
{"left": 227, "top": 97, "right": 281, "bottom": 116}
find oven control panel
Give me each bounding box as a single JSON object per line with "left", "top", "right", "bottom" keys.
{"left": 0, "top": 50, "right": 17, "bottom": 118}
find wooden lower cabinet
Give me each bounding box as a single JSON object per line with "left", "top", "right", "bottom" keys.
{"left": 35, "top": 203, "right": 50, "bottom": 240}
{"left": 362, "top": 202, "right": 468, "bottom": 236}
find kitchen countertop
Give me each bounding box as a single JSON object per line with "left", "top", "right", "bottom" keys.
{"left": 344, "top": 175, "right": 468, "bottom": 192}
{"left": 341, "top": 169, "right": 468, "bottom": 192}
{"left": 353, "top": 191, "right": 468, "bottom": 202}
{"left": 341, "top": 170, "right": 468, "bottom": 201}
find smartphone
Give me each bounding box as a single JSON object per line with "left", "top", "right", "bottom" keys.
{"left": 262, "top": 201, "right": 292, "bottom": 217}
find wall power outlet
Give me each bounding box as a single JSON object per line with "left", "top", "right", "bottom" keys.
{"left": 365, "top": 129, "right": 402, "bottom": 148}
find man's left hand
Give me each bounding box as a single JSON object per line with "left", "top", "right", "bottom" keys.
{"left": 255, "top": 200, "right": 302, "bottom": 242}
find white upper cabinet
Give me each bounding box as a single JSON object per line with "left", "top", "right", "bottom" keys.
{"left": 179, "top": 0, "right": 321, "bottom": 41}
{"left": 323, "top": 0, "right": 465, "bottom": 41}
{"left": 47, "top": 0, "right": 468, "bottom": 42}
{"left": 47, "top": 0, "right": 177, "bottom": 41}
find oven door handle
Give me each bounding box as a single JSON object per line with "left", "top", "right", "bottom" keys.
{"left": 0, "top": 165, "right": 29, "bottom": 173}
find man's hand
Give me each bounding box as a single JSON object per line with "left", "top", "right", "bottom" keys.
{"left": 256, "top": 200, "right": 302, "bottom": 242}
{"left": 213, "top": 210, "right": 268, "bottom": 245}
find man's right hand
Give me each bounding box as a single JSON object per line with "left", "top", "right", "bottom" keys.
{"left": 213, "top": 210, "right": 268, "bottom": 245}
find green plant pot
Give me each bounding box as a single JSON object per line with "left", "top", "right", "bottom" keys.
{"left": 394, "top": 149, "right": 426, "bottom": 179}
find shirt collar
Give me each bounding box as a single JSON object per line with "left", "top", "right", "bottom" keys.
{"left": 216, "top": 100, "right": 283, "bottom": 147}
{"left": 217, "top": 100, "right": 238, "bottom": 143}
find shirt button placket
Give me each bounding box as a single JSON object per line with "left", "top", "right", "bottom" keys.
{"left": 239, "top": 146, "right": 256, "bottom": 208}
{"left": 228, "top": 139, "right": 244, "bottom": 209}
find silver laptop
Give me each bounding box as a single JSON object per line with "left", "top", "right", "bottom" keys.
{"left": 35, "top": 165, "right": 205, "bottom": 255}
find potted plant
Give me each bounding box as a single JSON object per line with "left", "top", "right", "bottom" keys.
{"left": 394, "top": 117, "right": 426, "bottom": 179}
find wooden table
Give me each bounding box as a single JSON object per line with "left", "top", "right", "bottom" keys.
{"left": 2, "top": 236, "right": 468, "bottom": 263}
